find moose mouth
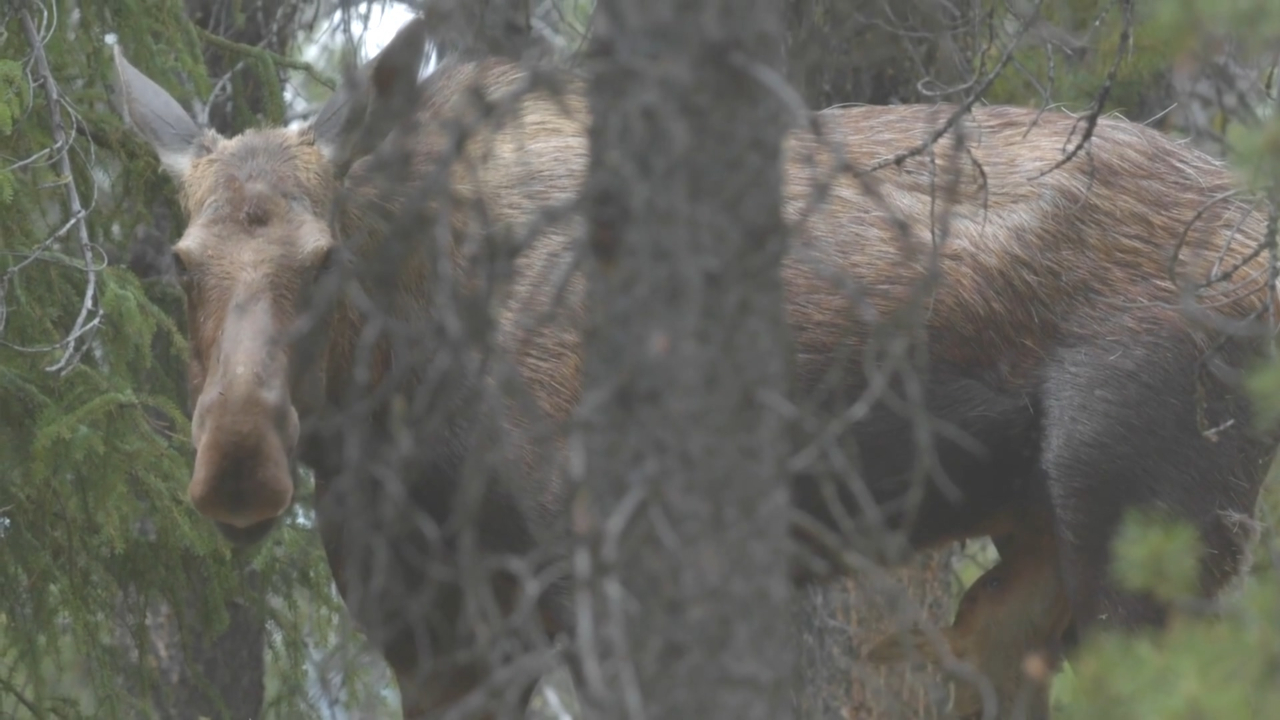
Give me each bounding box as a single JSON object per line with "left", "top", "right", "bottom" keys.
{"left": 215, "top": 517, "right": 280, "bottom": 547}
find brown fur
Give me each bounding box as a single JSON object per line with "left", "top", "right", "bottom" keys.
{"left": 115, "top": 18, "right": 1279, "bottom": 719}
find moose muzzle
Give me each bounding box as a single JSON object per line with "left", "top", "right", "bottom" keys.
{"left": 187, "top": 298, "right": 299, "bottom": 543}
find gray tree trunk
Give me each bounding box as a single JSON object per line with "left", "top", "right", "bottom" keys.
{"left": 574, "top": 0, "right": 796, "bottom": 717}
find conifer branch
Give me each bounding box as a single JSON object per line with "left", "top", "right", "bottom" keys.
{"left": 196, "top": 26, "right": 337, "bottom": 91}
{"left": 0, "top": 672, "right": 44, "bottom": 718}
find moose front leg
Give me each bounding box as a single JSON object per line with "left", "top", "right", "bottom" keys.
{"left": 864, "top": 510, "right": 1072, "bottom": 719}
{"left": 387, "top": 563, "right": 566, "bottom": 720}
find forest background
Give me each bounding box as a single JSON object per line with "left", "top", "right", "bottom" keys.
{"left": 2, "top": 0, "right": 1279, "bottom": 717}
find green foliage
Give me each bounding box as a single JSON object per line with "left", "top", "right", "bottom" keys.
{"left": 0, "top": 57, "right": 25, "bottom": 206}
{"left": 1222, "top": 113, "right": 1280, "bottom": 193}
{"left": 979, "top": 0, "right": 1179, "bottom": 118}
{"left": 1110, "top": 509, "right": 1203, "bottom": 603}
{"left": 0, "top": 1, "right": 363, "bottom": 717}
{"left": 1246, "top": 352, "right": 1280, "bottom": 433}
{"left": 550, "top": 0, "right": 595, "bottom": 46}
{"left": 1054, "top": 505, "right": 1280, "bottom": 719}
{"left": 0, "top": 57, "right": 25, "bottom": 135}
{"left": 1149, "top": 0, "right": 1280, "bottom": 57}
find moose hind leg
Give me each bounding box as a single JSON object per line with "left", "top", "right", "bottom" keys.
{"left": 864, "top": 503, "right": 1070, "bottom": 720}
{"left": 1038, "top": 332, "right": 1272, "bottom": 636}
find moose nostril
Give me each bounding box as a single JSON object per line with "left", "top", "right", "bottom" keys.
{"left": 188, "top": 413, "right": 294, "bottom": 531}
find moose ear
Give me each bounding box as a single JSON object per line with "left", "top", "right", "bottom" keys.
{"left": 113, "top": 45, "right": 217, "bottom": 179}
{"left": 312, "top": 15, "right": 431, "bottom": 178}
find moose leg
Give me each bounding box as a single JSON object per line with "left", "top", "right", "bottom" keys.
{"left": 1039, "top": 331, "right": 1272, "bottom": 639}
{"left": 864, "top": 506, "right": 1071, "bottom": 720}
{"left": 388, "top": 568, "right": 567, "bottom": 720}
{"left": 985, "top": 525, "right": 1072, "bottom": 720}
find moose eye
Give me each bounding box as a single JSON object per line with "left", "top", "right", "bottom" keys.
{"left": 983, "top": 576, "right": 1003, "bottom": 591}
{"left": 314, "top": 246, "right": 339, "bottom": 282}
{"left": 172, "top": 250, "right": 191, "bottom": 284}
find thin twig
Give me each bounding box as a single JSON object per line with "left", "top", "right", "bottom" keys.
{"left": 19, "top": 3, "right": 103, "bottom": 375}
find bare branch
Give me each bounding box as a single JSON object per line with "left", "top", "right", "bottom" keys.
{"left": 13, "top": 2, "right": 104, "bottom": 375}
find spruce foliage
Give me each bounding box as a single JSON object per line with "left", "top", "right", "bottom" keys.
{"left": 0, "top": 1, "right": 376, "bottom": 717}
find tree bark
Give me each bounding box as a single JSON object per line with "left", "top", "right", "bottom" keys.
{"left": 117, "top": 567, "right": 267, "bottom": 720}
{"left": 793, "top": 552, "right": 961, "bottom": 719}
{"left": 575, "top": 0, "right": 796, "bottom": 717}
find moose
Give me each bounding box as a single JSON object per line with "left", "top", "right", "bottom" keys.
{"left": 112, "top": 14, "right": 1279, "bottom": 720}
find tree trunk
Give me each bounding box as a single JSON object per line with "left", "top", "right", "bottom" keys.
{"left": 112, "top": 567, "right": 266, "bottom": 720}
{"left": 793, "top": 553, "right": 962, "bottom": 719}
{"left": 575, "top": 0, "right": 796, "bottom": 717}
